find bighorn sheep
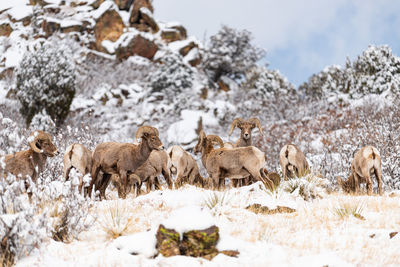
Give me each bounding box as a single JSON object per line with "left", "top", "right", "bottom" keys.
{"left": 337, "top": 146, "right": 382, "bottom": 195}
{"left": 279, "top": 144, "right": 310, "bottom": 179}
{"left": 226, "top": 117, "right": 264, "bottom": 148}
{"left": 227, "top": 117, "right": 264, "bottom": 187}
{"left": 89, "top": 126, "right": 164, "bottom": 199}
{"left": 127, "top": 150, "right": 172, "bottom": 195}
{"left": 194, "top": 131, "right": 273, "bottom": 190}
{"left": 63, "top": 143, "right": 92, "bottom": 191}
{"left": 1, "top": 130, "right": 58, "bottom": 182}
{"left": 167, "top": 145, "right": 205, "bottom": 188}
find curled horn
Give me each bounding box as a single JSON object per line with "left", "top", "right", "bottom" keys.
{"left": 199, "top": 130, "right": 206, "bottom": 145}
{"left": 248, "top": 118, "right": 264, "bottom": 136}
{"left": 136, "top": 126, "right": 159, "bottom": 139}
{"left": 228, "top": 118, "right": 244, "bottom": 136}
{"left": 29, "top": 131, "right": 43, "bottom": 153}
{"left": 206, "top": 135, "right": 224, "bottom": 148}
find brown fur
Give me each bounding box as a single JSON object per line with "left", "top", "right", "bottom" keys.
{"left": 167, "top": 145, "right": 205, "bottom": 188}
{"left": 338, "top": 145, "right": 382, "bottom": 195}
{"left": 279, "top": 144, "right": 309, "bottom": 180}
{"left": 194, "top": 131, "right": 273, "bottom": 190}
{"left": 89, "top": 126, "right": 163, "bottom": 199}
{"left": 63, "top": 143, "right": 92, "bottom": 191}
{"left": 1, "top": 130, "right": 58, "bottom": 183}
{"left": 127, "top": 150, "right": 172, "bottom": 195}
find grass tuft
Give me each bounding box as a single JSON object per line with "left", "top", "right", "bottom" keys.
{"left": 333, "top": 201, "right": 365, "bottom": 220}
{"left": 100, "top": 200, "right": 133, "bottom": 239}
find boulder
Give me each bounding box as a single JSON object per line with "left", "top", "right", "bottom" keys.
{"left": 246, "top": 204, "right": 296, "bottom": 215}
{"left": 115, "top": 32, "right": 158, "bottom": 60}
{"left": 389, "top": 232, "right": 398, "bottom": 239}
{"left": 0, "top": 22, "right": 12, "bottom": 37}
{"left": 114, "top": 0, "right": 133, "bottom": 11}
{"left": 180, "top": 225, "right": 219, "bottom": 258}
{"left": 61, "top": 21, "right": 83, "bottom": 33}
{"left": 156, "top": 224, "right": 180, "bottom": 257}
{"left": 90, "top": 0, "right": 105, "bottom": 9}
{"left": 41, "top": 18, "right": 61, "bottom": 37}
{"left": 130, "top": 7, "right": 158, "bottom": 33}
{"left": 161, "top": 28, "right": 183, "bottom": 43}
{"left": 93, "top": 3, "right": 125, "bottom": 52}
{"left": 129, "top": 0, "right": 153, "bottom": 25}
{"left": 155, "top": 223, "right": 236, "bottom": 260}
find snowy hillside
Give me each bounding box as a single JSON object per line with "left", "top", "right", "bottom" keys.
{"left": 1, "top": 0, "right": 400, "bottom": 266}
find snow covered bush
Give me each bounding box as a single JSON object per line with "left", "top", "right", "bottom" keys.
{"left": 0, "top": 112, "right": 26, "bottom": 155}
{"left": 15, "top": 41, "right": 76, "bottom": 126}
{"left": 149, "top": 52, "right": 194, "bottom": 102}
{"left": 300, "top": 45, "right": 400, "bottom": 99}
{"left": 0, "top": 174, "right": 50, "bottom": 266}
{"left": 204, "top": 25, "right": 265, "bottom": 82}
{"left": 29, "top": 110, "right": 57, "bottom": 134}
{"left": 282, "top": 173, "right": 330, "bottom": 201}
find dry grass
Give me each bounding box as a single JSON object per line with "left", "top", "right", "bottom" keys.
{"left": 99, "top": 200, "right": 134, "bottom": 239}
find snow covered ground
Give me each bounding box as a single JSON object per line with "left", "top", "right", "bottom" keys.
{"left": 16, "top": 183, "right": 400, "bottom": 267}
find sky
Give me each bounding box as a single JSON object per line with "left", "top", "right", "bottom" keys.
{"left": 153, "top": 0, "right": 400, "bottom": 86}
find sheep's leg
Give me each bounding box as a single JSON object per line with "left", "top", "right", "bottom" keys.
{"left": 146, "top": 177, "right": 152, "bottom": 193}
{"left": 162, "top": 168, "right": 173, "bottom": 190}
{"left": 64, "top": 166, "right": 72, "bottom": 180}
{"left": 352, "top": 172, "right": 360, "bottom": 194}
{"left": 118, "top": 171, "right": 128, "bottom": 199}
{"left": 365, "top": 173, "right": 373, "bottom": 195}
{"left": 99, "top": 173, "right": 111, "bottom": 200}
{"left": 375, "top": 167, "right": 383, "bottom": 195}
{"left": 88, "top": 165, "right": 101, "bottom": 197}
{"left": 175, "top": 169, "right": 185, "bottom": 188}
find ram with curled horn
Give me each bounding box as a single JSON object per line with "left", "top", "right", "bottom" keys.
{"left": 194, "top": 130, "right": 274, "bottom": 190}
{"left": 226, "top": 117, "right": 264, "bottom": 148}
{"left": 1, "top": 130, "right": 58, "bottom": 184}
{"left": 88, "top": 125, "right": 164, "bottom": 199}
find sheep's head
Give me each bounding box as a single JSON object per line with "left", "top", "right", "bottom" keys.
{"left": 28, "top": 130, "right": 58, "bottom": 157}
{"left": 194, "top": 130, "right": 206, "bottom": 154}
{"left": 136, "top": 126, "right": 164, "bottom": 150}
{"left": 229, "top": 117, "right": 263, "bottom": 140}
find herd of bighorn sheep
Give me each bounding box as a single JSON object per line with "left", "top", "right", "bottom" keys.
{"left": 0, "top": 118, "right": 384, "bottom": 199}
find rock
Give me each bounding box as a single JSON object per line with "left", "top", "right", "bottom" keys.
{"left": 171, "top": 25, "right": 187, "bottom": 39}
{"left": 129, "top": 0, "right": 153, "bottom": 25}
{"left": 180, "top": 225, "right": 219, "bottom": 259}
{"left": 184, "top": 47, "right": 201, "bottom": 67}
{"left": 0, "top": 22, "right": 12, "bottom": 37}
{"left": 353, "top": 214, "right": 365, "bottom": 220}
{"left": 220, "top": 250, "right": 240, "bottom": 257}
{"left": 42, "top": 18, "right": 61, "bottom": 37}
{"left": 93, "top": 3, "right": 125, "bottom": 52}
{"left": 115, "top": 32, "right": 158, "bottom": 60}
{"left": 246, "top": 204, "right": 296, "bottom": 215}
{"left": 161, "top": 28, "right": 184, "bottom": 43}
{"left": 130, "top": 7, "right": 158, "bottom": 33}
{"left": 90, "top": 0, "right": 105, "bottom": 9}
{"left": 114, "top": 0, "right": 133, "bottom": 11}
{"left": 156, "top": 224, "right": 180, "bottom": 257}
{"left": 61, "top": 20, "right": 83, "bottom": 33}
{"left": 389, "top": 232, "right": 398, "bottom": 239}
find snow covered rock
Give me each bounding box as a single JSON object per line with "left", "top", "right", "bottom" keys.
{"left": 155, "top": 225, "right": 181, "bottom": 257}
{"left": 129, "top": 0, "right": 153, "bottom": 26}
{"left": 131, "top": 7, "right": 158, "bottom": 33}
{"left": 93, "top": 2, "right": 125, "bottom": 51}
{"left": 115, "top": 31, "right": 158, "bottom": 60}
{"left": 0, "top": 22, "right": 13, "bottom": 37}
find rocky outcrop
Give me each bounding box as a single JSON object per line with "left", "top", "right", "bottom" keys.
{"left": 161, "top": 24, "right": 187, "bottom": 43}
{"left": 93, "top": 2, "right": 125, "bottom": 51}
{"left": 156, "top": 225, "right": 180, "bottom": 257}
{"left": 246, "top": 204, "right": 296, "bottom": 215}
{"left": 0, "top": 22, "right": 13, "bottom": 37}
{"left": 115, "top": 32, "right": 158, "bottom": 60}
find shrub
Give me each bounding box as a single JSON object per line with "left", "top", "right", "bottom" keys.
{"left": 15, "top": 42, "right": 76, "bottom": 126}
{"left": 204, "top": 25, "right": 265, "bottom": 82}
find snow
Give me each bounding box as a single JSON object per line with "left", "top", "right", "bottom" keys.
{"left": 6, "top": 3, "right": 32, "bottom": 21}
{"left": 113, "top": 229, "right": 158, "bottom": 258}
{"left": 60, "top": 20, "right": 82, "bottom": 28}
{"left": 169, "top": 36, "right": 200, "bottom": 52}
{"left": 162, "top": 206, "right": 215, "bottom": 238}
{"left": 90, "top": 1, "right": 117, "bottom": 20}
{"left": 167, "top": 110, "right": 219, "bottom": 145}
